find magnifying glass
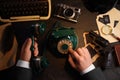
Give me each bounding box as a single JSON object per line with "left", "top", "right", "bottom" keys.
{"left": 101, "top": 25, "right": 120, "bottom": 41}
{"left": 101, "top": 25, "right": 112, "bottom": 35}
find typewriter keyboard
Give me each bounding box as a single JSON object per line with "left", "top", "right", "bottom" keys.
{"left": 0, "top": 0, "right": 51, "bottom": 22}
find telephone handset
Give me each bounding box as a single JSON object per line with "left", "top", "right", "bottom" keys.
{"left": 30, "top": 36, "right": 49, "bottom": 75}
{"left": 30, "top": 22, "right": 49, "bottom": 75}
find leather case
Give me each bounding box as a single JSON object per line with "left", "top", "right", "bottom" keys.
{"left": 114, "top": 44, "right": 120, "bottom": 66}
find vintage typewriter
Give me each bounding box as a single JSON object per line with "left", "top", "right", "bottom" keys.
{"left": 0, "top": 0, "right": 51, "bottom": 22}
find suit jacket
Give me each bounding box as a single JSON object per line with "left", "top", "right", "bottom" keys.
{"left": 0, "top": 66, "right": 32, "bottom": 80}
{"left": 82, "top": 68, "right": 106, "bottom": 80}
{"left": 0, "top": 66, "right": 105, "bottom": 80}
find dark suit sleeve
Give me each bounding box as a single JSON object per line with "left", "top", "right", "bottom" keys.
{"left": 0, "top": 66, "right": 32, "bottom": 80}
{"left": 82, "top": 68, "right": 106, "bottom": 80}
{"left": 14, "top": 66, "right": 32, "bottom": 80}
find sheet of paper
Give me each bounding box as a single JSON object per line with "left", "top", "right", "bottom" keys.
{"left": 96, "top": 8, "right": 120, "bottom": 43}
{"left": 112, "top": 22, "right": 120, "bottom": 38}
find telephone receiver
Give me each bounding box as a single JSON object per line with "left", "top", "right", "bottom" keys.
{"left": 30, "top": 36, "right": 49, "bottom": 75}
{"left": 30, "top": 56, "right": 49, "bottom": 75}
{"left": 30, "top": 23, "right": 49, "bottom": 75}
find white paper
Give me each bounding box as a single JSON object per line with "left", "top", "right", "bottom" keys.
{"left": 96, "top": 8, "right": 120, "bottom": 43}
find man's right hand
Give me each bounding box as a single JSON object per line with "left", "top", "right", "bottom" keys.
{"left": 68, "top": 47, "right": 93, "bottom": 72}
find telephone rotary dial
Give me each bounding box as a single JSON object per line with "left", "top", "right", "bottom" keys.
{"left": 47, "top": 22, "right": 78, "bottom": 57}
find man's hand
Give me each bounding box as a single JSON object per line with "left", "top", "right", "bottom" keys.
{"left": 20, "top": 38, "right": 39, "bottom": 62}
{"left": 68, "top": 47, "right": 92, "bottom": 72}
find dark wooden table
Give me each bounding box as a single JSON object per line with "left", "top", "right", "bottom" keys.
{"left": 0, "top": 0, "right": 120, "bottom": 80}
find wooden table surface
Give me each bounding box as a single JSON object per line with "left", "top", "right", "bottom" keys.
{"left": 0, "top": 0, "right": 120, "bottom": 80}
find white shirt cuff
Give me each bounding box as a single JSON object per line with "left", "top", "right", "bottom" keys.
{"left": 81, "top": 64, "right": 95, "bottom": 75}
{"left": 16, "top": 60, "right": 30, "bottom": 69}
